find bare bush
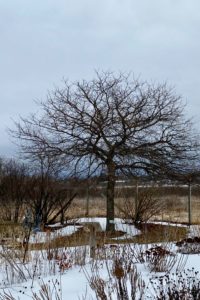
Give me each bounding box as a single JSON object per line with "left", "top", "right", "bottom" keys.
{"left": 116, "top": 186, "right": 165, "bottom": 224}
{"left": 0, "top": 159, "right": 28, "bottom": 223}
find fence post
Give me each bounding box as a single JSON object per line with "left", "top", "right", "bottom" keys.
{"left": 188, "top": 181, "right": 192, "bottom": 225}
{"left": 89, "top": 225, "right": 96, "bottom": 259}
{"left": 86, "top": 182, "right": 90, "bottom": 217}
{"left": 135, "top": 178, "right": 139, "bottom": 221}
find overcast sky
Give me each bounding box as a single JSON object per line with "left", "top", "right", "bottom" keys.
{"left": 1, "top": 0, "right": 200, "bottom": 157}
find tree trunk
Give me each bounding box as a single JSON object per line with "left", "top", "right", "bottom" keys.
{"left": 14, "top": 202, "right": 20, "bottom": 223}
{"left": 106, "top": 161, "right": 116, "bottom": 232}
{"left": 134, "top": 178, "right": 139, "bottom": 224}
{"left": 85, "top": 182, "right": 90, "bottom": 217}
{"left": 188, "top": 182, "right": 192, "bottom": 225}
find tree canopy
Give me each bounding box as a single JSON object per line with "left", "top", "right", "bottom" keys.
{"left": 12, "top": 72, "right": 199, "bottom": 231}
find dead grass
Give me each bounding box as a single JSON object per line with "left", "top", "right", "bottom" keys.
{"left": 67, "top": 197, "right": 107, "bottom": 219}
{"left": 0, "top": 186, "right": 197, "bottom": 250}
{"left": 131, "top": 223, "right": 188, "bottom": 244}
{"left": 28, "top": 227, "right": 125, "bottom": 251}
{"left": 0, "top": 223, "right": 23, "bottom": 246}
{"left": 67, "top": 191, "right": 200, "bottom": 225}
{"left": 155, "top": 195, "right": 200, "bottom": 224}
{"left": 22, "top": 222, "right": 188, "bottom": 250}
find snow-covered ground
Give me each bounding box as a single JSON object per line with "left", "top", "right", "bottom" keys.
{"left": 2, "top": 246, "right": 200, "bottom": 299}
{"left": 29, "top": 217, "right": 141, "bottom": 244}
{"left": 29, "top": 224, "right": 82, "bottom": 244}
{"left": 0, "top": 219, "right": 200, "bottom": 299}
{"left": 77, "top": 217, "right": 141, "bottom": 237}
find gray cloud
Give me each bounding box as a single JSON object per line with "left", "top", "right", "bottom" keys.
{"left": 1, "top": 0, "right": 200, "bottom": 156}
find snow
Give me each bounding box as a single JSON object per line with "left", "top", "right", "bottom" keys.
{"left": 148, "top": 220, "right": 188, "bottom": 227}
{"left": 77, "top": 217, "right": 107, "bottom": 230}
{"left": 1, "top": 219, "right": 200, "bottom": 299}
{"left": 29, "top": 225, "right": 82, "bottom": 244}
{"left": 28, "top": 217, "right": 140, "bottom": 244}
{"left": 3, "top": 267, "right": 94, "bottom": 300}
{"left": 3, "top": 247, "right": 200, "bottom": 300}
{"left": 77, "top": 217, "right": 141, "bottom": 237}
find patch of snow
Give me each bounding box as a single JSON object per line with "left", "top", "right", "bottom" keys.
{"left": 77, "top": 217, "right": 107, "bottom": 231}
{"left": 77, "top": 217, "right": 141, "bottom": 237}
{"left": 188, "top": 225, "right": 200, "bottom": 237}
{"left": 29, "top": 225, "right": 82, "bottom": 244}
{"left": 148, "top": 220, "right": 188, "bottom": 227}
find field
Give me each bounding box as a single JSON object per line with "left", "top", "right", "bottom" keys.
{"left": 67, "top": 184, "right": 200, "bottom": 224}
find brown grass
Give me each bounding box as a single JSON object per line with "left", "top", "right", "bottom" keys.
{"left": 67, "top": 187, "right": 200, "bottom": 225}
{"left": 24, "top": 222, "right": 188, "bottom": 250}
{"left": 131, "top": 223, "right": 188, "bottom": 244}
{"left": 0, "top": 185, "right": 197, "bottom": 250}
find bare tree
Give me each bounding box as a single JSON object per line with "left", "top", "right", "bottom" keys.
{"left": 24, "top": 154, "right": 76, "bottom": 228}
{"left": 11, "top": 72, "right": 199, "bottom": 231}
{"left": 0, "top": 159, "right": 27, "bottom": 222}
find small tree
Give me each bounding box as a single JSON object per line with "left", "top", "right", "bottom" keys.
{"left": 24, "top": 154, "right": 76, "bottom": 228}
{"left": 0, "top": 159, "right": 28, "bottom": 222}
{"left": 12, "top": 72, "right": 198, "bottom": 231}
